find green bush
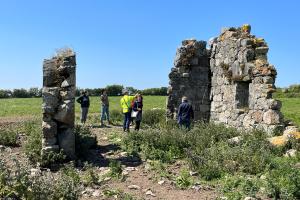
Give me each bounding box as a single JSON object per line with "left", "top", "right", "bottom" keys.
{"left": 75, "top": 125, "right": 97, "bottom": 160}
{"left": 0, "top": 129, "right": 18, "bottom": 146}
{"left": 142, "top": 109, "right": 165, "bottom": 127}
{"left": 24, "top": 122, "right": 42, "bottom": 164}
{"left": 265, "top": 156, "right": 300, "bottom": 199}
{"left": 0, "top": 159, "right": 80, "bottom": 200}
{"left": 110, "top": 109, "right": 123, "bottom": 124}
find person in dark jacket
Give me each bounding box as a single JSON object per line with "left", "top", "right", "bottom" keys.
{"left": 76, "top": 90, "right": 90, "bottom": 124}
{"left": 177, "top": 96, "right": 194, "bottom": 130}
{"left": 132, "top": 93, "right": 143, "bottom": 131}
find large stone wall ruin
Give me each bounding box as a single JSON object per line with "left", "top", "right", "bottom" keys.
{"left": 167, "top": 25, "right": 285, "bottom": 134}
{"left": 42, "top": 51, "right": 76, "bottom": 159}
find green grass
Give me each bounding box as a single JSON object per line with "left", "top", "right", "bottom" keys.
{"left": 0, "top": 96, "right": 299, "bottom": 127}
{"left": 277, "top": 97, "right": 300, "bottom": 126}
{"left": 0, "top": 96, "right": 166, "bottom": 117}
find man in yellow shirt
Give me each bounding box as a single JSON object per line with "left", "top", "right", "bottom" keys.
{"left": 120, "top": 89, "right": 135, "bottom": 132}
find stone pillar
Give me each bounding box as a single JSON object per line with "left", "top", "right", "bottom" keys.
{"left": 167, "top": 39, "right": 211, "bottom": 121}
{"left": 42, "top": 51, "right": 76, "bottom": 159}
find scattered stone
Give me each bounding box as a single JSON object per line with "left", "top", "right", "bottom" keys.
{"left": 192, "top": 185, "right": 202, "bottom": 191}
{"left": 30, "top": 168, "right": 41, "bottom": 176}
{"left": 284, "top": 149, "right": 297, "bottom": 157}
{"left": 294, "top": 163, "right": 300, "bottom": 169}
{"left": 125, "top": 166, "right": 137, "bottom": 171}
{"left": 92, "top": 190, "right": 100, "bottom": 197}
{"left": 244, "top": 197, "right": 257, "bottom": 200}
{"left": 228, "top": 136, "right": 242, "bottom": 145}
{"left": 104, "top": 177, "right": 111, "bottom": 181}
{"left": 128, "top": 185, "right": 141, "bottom": 190}
{"left": 0, "top": 145, "right": 5, "bottom": 151}
{"left": 189, "top": 171, "right": 198, "bottom": 176}
{"left": 158, "top": 180, "right": 165, "bottom": 185}
{"left": 145, "top": 190, "right": 156, "bottom": 197}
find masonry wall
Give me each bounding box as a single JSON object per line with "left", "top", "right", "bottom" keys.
{"left": 210, "top": 25, "right": 284, "bottom": 133}
{"left": 42, "top": 53, "right": 76, "bottom": 159}
{"left": 167, "top": 25, "right": 285, "bottom": 134}
{"left": 167, "top": 39, "right": 211, "bottom": 121}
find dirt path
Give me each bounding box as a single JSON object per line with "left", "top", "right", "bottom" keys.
{"left": 80, "top": 125, "right": 218, "bottom": 200}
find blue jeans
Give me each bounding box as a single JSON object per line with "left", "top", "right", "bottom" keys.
{"left": 101, "top": 105, "right": 109, "bottom": 123}
{"left": 123, "top": 112, "right": 131, "bottom": 131}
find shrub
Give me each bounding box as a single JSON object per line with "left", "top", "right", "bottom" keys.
{"left": 265, "top": 156, "right": 300, "bottom": 199}
{"left": 0, "top": 129, "right": 18, "bottom": 146}
{"left": 110, "top": 110, "right": 123, "bottom": 124}
{"left": 75, "top": 125, "right": 97, "bottom": 160}
{"left": 175, "top": 169, "right": 193, "bottom": 189}
{"left": 142, "top": 109, "right": 166, "bottom": 127}
{"left": 109, "top": 160, "right": 122, "bottom": 179}
{"left": 24, "top": 122, "right": 42, "bottom": 164}
{"left": 0, "top": 159, "right": 80, "bottom": 200}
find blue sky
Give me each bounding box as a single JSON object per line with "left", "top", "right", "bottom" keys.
{"left": 0, "top": 0, "right": 299, "bottom": 89}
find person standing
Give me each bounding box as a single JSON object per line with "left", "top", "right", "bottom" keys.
{"left": 132, "top": 93, "right": 143, "bottom": 131}
{"left": 100, "top": 89, "right": 110, "bottom": 126}
{"left": 120, "top": 89, "right": 135, "bottom": 132}
{"left": 177, "top": 96, "right": 194, "bottom": 130}
{"left": 76, "top": 90, "right": 90, "bottom": 124}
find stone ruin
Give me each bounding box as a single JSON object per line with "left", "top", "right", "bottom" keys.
{"left": 42, "top": 50, "right": 76, "bottom": 159}
{"left": 167, "top": 25, "right": 285, "bottom": 134}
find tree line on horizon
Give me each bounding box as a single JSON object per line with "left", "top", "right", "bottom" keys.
{"left": 0, "top": 85, "right": 168, "bottom": 98}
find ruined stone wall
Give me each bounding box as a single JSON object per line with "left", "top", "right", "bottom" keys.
{"left": 210, "top": 25, "right": 284, "bottom": 133}
{"left": 167, "top": 25, "right": 285, "bottom": 134}
{"left": 167, "top": 39, "right": 211, "bottom": 121}
{"left": 42, "top": 52, "right": 76, "bottom": 159}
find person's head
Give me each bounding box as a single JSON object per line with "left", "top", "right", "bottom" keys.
{"left": 182, "top": 96, "right": 188, "bottom": 103}
{"left": 102, "top": 89, "right": 107, "bottom": 95}
{"left": 81, "top": 90, "right": 87, "bottom": 95}
{"left": 122, "top": 89, "right": 128, "bottom": 95}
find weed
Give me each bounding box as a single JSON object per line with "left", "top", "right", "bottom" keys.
{"left": 109, "top": 160, "right": 122, "bottom": 179}
{"left": 175, "top": 169, "right": 193, "bottom": 189}
{"left": 75, "top": 125, "right": 97, "bottom": 160}
{"left": 0, "top": 129, "right": 18, "bottom": 146}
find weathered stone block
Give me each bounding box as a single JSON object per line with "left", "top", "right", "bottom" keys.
{"left": 42, "top": 120, "right": 57, "bottom": 139}
{"left": 58, "top": 128, "right": 75, "bottom": 159}
{"left": 263, "top": 110, "right": 282, "bottom": 125}
{"left": 54, "top": 100, "right": 75, "bottom": 126}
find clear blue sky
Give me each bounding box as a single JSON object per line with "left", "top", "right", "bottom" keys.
{"left": 0, "top": 0, "right": 299, "bottom": 89}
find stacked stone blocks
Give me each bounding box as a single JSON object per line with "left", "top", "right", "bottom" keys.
{"left": 42, "top": 50, "right": 76, "bottom": 159}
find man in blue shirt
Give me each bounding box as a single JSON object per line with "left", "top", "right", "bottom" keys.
{"left": 177, "top": 96, "right": 194, "bottom": 130}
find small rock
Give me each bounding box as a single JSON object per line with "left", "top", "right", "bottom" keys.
{"left": 228, "top": 136, "right": 242, "bottom": 145}
{"left": 158, "top": 180, "right": 165, "bottom": 185}
{"left": 145, "top": 190, "right": 156, "bottom": 197}
{"left": 122, "top": 171, "right": 129, "bottom": 176}
{"left": 120, "top": 151, "right": 128, "bottom": 157}
{"left": 125, "top": 167, "right": 136, "bottom": 171}
{"left": 0, "top": 145, "right": 5, "bottom": 151}
{"left": 294, "top": 162, "right": 300, "bottom": 169}
{"left": 189, "top": 171, "right": 198, "bottom": 176}
{"left": 284, "top": 149, "right": 297, "bottom": 157}
{"left": 92, "top": 190, "right": 100, "bottom": 197}
{"left": 244, "top": 197, "right": 257, "bottom": 200}
{"left": 104, "top": 177, "right": 111, "bottom": 181}
{"left": 128, "top": 185, "right": 141, "bottom": 190}
{"left": 30, "top": 168, "right": 41, "bottom": 176}
{"left": 192, "top": 185, "right": 202, "bottom": 191}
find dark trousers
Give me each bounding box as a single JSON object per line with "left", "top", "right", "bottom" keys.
{"left": 179, "top": 120, "right": 191, "bottom": 130}
{"left": 135, "top": 120, "right": 141, "bottom": 131}
{"left": 123, "top": 112, "right": 131, "bottom": 131}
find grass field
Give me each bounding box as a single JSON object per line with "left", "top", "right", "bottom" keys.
{"left": 0, "top": 96, "right": 299, "bottom": 126}
{"left": 0, "top": 96, "right": 166, "bottom": 117}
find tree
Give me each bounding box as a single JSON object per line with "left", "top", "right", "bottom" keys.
{"left": 106, "top": 85, "right": 124, "bottom": 96}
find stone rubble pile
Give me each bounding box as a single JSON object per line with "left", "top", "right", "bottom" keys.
{"left": 42, "top": 50, "right": 76, "bottom": 159}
